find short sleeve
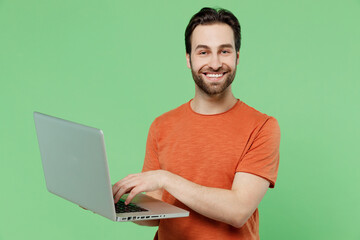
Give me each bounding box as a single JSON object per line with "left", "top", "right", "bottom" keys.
{"left": 142, "top": 120, "right": 161, "bottom": 172}
{"left": 236, "top": 117, "right": 280, "bottom": 188}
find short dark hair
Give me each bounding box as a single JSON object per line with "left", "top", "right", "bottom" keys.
{"left": 185, "top": 7, "right": 241, "bottom": 54}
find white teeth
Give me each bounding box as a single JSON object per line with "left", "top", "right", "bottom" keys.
{"left": 207, "top": 73, "right": 223, "bottom": 78}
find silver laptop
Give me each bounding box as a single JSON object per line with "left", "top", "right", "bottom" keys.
{"left": 34, "top": 112, "right": 189, "bottom": 222}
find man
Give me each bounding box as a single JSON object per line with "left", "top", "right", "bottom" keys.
{"left": 112, "top": 7, "right": 280, "bottom": 240}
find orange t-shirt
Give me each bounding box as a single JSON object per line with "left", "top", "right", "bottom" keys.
{"left": 142, "top": 100, "right": 280, "bottom": 240}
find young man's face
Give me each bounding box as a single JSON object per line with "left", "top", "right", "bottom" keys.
{"left": 186, "top": 23, "right": 239, "bottom": 96}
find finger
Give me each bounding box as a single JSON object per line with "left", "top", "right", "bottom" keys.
{"left": 114, "top": 187, "right": 129, "bottom": 203}
{"left": 125, "top": 185, "right": 145, "bottom": 205}
{"left": 112, "top": 178, "right": 134, "bottom": 198}
{"left": 112, "top": 181, "right": 123, "bottom": 197}
{"left": 113, "top": 181, "right": 138, "bottom": 203}
{"left": 112, "top": 174, "right": 140, "bottom": 195}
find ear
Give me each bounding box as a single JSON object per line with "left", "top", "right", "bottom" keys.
{"left": 186, "top": 53, "right": 191, "bottom": 69}
{"left": 236, "top": 51, "right": 240, "bottom": 65}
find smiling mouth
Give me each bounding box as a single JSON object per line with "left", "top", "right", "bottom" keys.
{"left": 203, "top": 72, "right": 227, "bottom": 81}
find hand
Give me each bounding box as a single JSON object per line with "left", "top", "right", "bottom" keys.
{"left": 112, "top": 170, "right": 168, "bottom": 205}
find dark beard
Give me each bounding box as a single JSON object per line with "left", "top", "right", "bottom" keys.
{"left": 191, "top": 68, "right": 236, "bottom": 96}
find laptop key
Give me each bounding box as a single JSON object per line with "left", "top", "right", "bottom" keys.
{"left": 115, "top": 199, "right": 149, "bottom": 213}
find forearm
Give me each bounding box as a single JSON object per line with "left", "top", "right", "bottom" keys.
{"left": 163, "top": 172, "right": 248, "bottom": 228}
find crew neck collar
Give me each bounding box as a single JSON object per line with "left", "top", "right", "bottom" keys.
{"left": 187, "top": 99, "right": 241, "bottom": 116}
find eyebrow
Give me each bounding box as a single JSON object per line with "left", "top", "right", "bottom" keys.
{"left": 194, "top": 44, "right": 234, "bottom": 51}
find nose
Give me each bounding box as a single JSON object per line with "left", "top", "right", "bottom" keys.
{"left": 209, "top": 55, "right": 222, "bottom": 71}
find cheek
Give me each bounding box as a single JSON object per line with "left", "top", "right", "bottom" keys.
{"left": 194, "top": 65, "right": 206, "bottom": 74}
{"left": 190, "top": 58, "right": 207, "bottom": 72}
{"left": 224, "top": 58, "right": 237, "bottom": 69}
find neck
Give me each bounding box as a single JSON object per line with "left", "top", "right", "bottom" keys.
{"left": 191, "top": 86, "right": 238, "bottom": 115}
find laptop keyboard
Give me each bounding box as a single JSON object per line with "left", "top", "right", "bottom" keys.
{"left": 115, "top": 199, "right": 149, "bottom": 213}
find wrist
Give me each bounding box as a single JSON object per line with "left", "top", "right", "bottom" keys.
{"left": 159, "top": 170, "right": 171, "bottom": 189}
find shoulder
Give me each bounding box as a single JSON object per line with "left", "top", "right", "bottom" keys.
{"left": 149, "top": 101, "right": 189, "bottom": 131}
{"left": 238, "top": 101, "right": 270, "bottom": 120}
{"left": 236, "top": 101, "right": 280, "bottom": 134}
{"left": 157, "top": 102, "right": 188, "bottom": 121}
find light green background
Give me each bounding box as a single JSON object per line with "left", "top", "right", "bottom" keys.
{"left": 1, "top": 0, "right": 359, "bottom": 239}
